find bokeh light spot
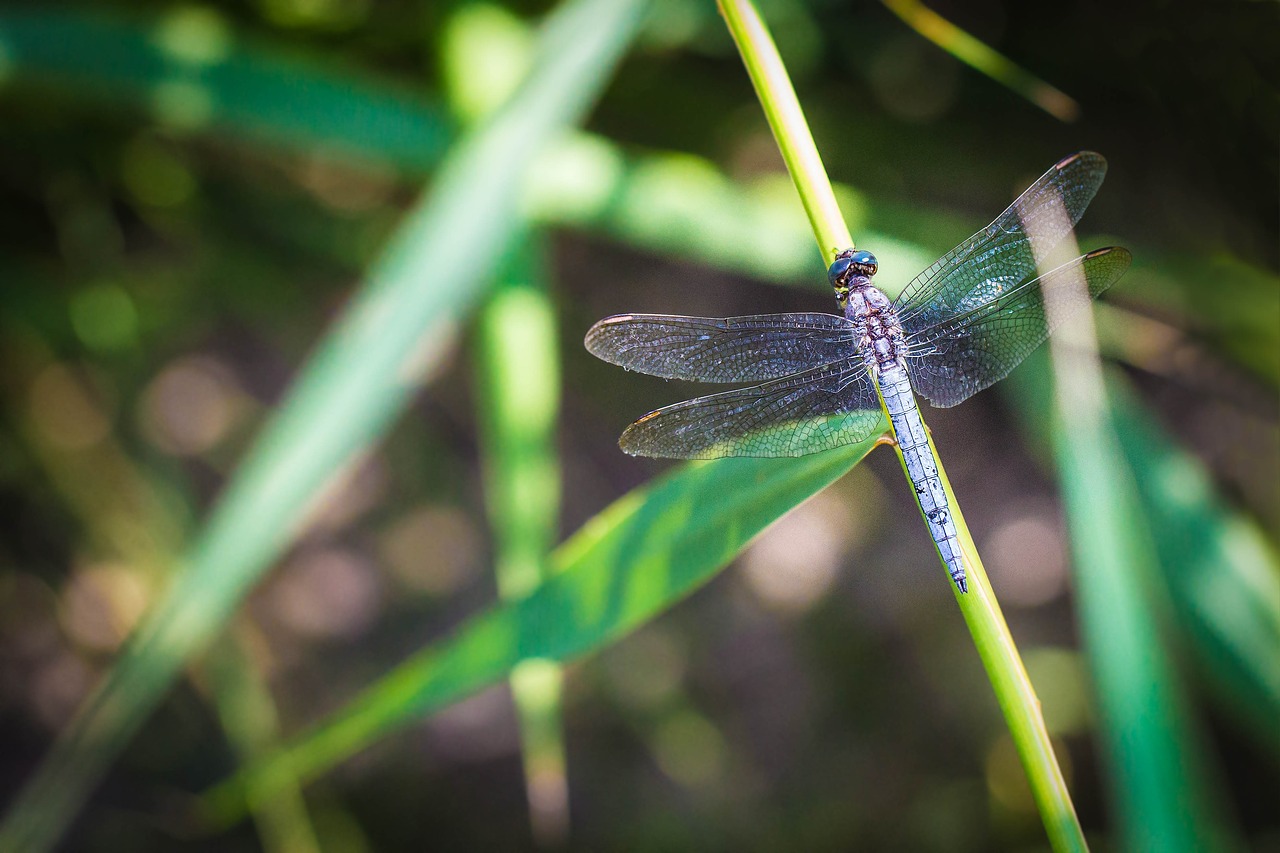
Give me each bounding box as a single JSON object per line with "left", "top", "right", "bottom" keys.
{"left": 603, "top": 627, "right": 685, "bottom": 709}
{"left": 69, "top": 283, "right": 139, "bottom": 351}
{"left": 654, "top": 711, "right": 727, "bottom": 788}
{"left": 867, "top": 34, "right": 960, "bottom": 123}
{"left": 986, "top": 732, "right": 1073, "bottom": 818}
{"left": 523, "top": 133, "right": 624, "bottom": 225}
{"left": 150, "top": 80, "right": 215, "bottom": 129}
{"left": 639, "top": 0, "right": 708, "bottom": 50}
{"left": 984, "top": 734, "right": 1035, "bottom": 815}
{"left": 152, "top": 6, "right": 233, "bottom": 66}
{"left": 58, "top": 563, "right": 150, "bottom": 653}
{"left": 742, "top": 490, "right": 853, "bottom": 614}
{"left": 259, "top": 0, "right": 371, "bottom": 30}
{"left": 120, "top": 137, "right": 197, "bottom": 208}
{"left": 270, "top": 548, "right": 383, "bottom": 640}
{"left": 139, "top": 356, "right": 246, "bottom": 456}
{"left": 1024, "top": 647, "right": 1092, "bottom": 736}
{"left": 442, "top": 3, "right": 533, "bottom": 121}
{"left": 306, "top": 452, "right": 389, "bottom": 533}
{"left": 30, "top": 652, "right": 94, "bottom": 731}
{"left": 28, "top": 364, "right": 111, "bottom": 451}
{"left": 379, "top": 505, "right": 482, "bottom": 596}
{"left": 427, "top": 686, "right": 518, "bottom": 763}
{"left": 297, "top": 149, "right": 397, "bottom": 213}
{"left": 984, "top": 506, "right": 1068, "bottom": 607}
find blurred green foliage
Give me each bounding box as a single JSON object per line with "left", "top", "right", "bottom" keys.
{"left": 0, "top": 1, "right": 1276, "bottom": 851}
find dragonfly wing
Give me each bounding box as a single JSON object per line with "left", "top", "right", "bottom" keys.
{"left": 904, "top": 247, "right": 1132, "bottom": 407}
{"left": 585, "top": 312, "right": 857, "bottom": 383}
{"left": 894, "top": 152, "right": 1108, "bottom": 326}
{"left": 620, "top": 361, "right": 884, "bottom": 459}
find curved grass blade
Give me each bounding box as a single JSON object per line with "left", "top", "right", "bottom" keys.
{"left": 880, "top": 0, "right": 1080, "bottom": 122}
{"left": 1109, "top": 377, "right": 1280, "bottom": 758}
{"left": 1010, "top": 353, "right": 1280, "bottom": 760}
{"left": 200, "top": 439, "right": 881, "bottom": 822}
{"left": 1053, "top": 407, "right": 1232, "bottom": 848}
{"left": 0, "top": 0, "right": 645, "bottom": 849}
{"left": 0, "top": 8, "right": 451, "bottom": 168}
{"left": 1034, "top": 293, "right": 1243, "bottom": 848}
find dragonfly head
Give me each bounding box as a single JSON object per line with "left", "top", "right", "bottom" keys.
{"left": 828, "top": 249, "right": 878, "bottom": 303}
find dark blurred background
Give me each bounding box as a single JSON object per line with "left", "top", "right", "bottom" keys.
{"left": 1, "top": 0, "right": 1276, "bottom": 850}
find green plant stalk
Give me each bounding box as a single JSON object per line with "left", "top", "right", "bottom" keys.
{"left": 718, "top": 1, "right": 1085, "bottom": 850}
{"left": 476, "top": 237, "right": 570, "bottom": 847}
{"left": 204, "top": 635, "right": 322, "bottom": 853}
{"left": 716, "top": 0, "right": 850, "bottom": 263}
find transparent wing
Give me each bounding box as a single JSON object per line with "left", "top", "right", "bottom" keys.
{"left": 894, "top": 152, "right": 1108, "bottom": 326}
{"left": 619, "top": 361, "right": 884, "bottom": 459}
{"left": 585, "top": 312, "right": 857, "bottom": 383}
{"left": 904, "top": 247, "right": 1132, "bottom": 407}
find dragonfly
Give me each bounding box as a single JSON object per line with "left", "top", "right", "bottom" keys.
{"left": 585, "top": 152, "right": 1131, "bottom": 593}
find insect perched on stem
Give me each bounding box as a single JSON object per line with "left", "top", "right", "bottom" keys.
{"left": 586, "top": 152, "right": 1130, "bottom": 593}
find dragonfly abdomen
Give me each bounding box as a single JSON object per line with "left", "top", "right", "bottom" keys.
{"left": 844, "top": 274, "right": 967, "bottom": 592}
{"left": 875, "top": 360, "right": 969, "bottom": 593}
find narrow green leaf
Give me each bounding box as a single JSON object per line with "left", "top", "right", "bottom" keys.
{"left": 0, "top": 8, "right": 451, "bottom": 167}
{"left": 1009, "top": 353, "right": 1280, "bottom": 760}
{"left": 0, "top": 0, "right": 645, "bottom": 849}
{"left": 1108, "top": 380, "right": 1280, "bottom": 757}
{"left": 880, "top": 0, "right": 1080, "bottom": 121}
{"left": 202, "top": 439, "right": 880, "bottom": 821}
{"left": 1041, "top": 323, "right": 1240, "bottom": 848}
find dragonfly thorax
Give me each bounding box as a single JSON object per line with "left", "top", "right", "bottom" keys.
{"left": 845, "top": 283, "right": 906, "bottom": 370}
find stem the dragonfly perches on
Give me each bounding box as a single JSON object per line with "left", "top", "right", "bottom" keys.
{"left": 716, "top": 1, "right": 1088, "bottom": 850}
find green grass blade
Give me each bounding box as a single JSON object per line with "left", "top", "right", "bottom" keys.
{"left": 0, "top": 8, "right": 451, "bottom": 167}
{"left": 201, "top": 440, "right": 880, "bottom": 821}
{"left": 476, "top": 236, "right": 571, "bottom": 845}
{"left": 1044, "top": 311, "right": 1237, "bottom": 847}
{"left": 880, "top": 0, "right": 1080, "bottom": 121}
{"left": 1107, "top": 382, "right": 1280, "bottom": 757}
{"left": 1053, "top": 404, "right": 1237, "bottom": 848}
{"left": 1010, "top": 353, "right": 1280, "bottom": 761}
{"left": 0, "top": 0, "right": 644, "bottom": 848}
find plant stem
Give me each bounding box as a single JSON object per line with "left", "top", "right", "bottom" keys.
{"left": 718, "top": 2, "right": 1086, "bottom": 850}
{"left": 716, "top": 0, "right": 851, "bottom": 263}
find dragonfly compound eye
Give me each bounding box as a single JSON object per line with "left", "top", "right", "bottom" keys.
{"left": 848, "top": 250, "right": 878, "bottom": 277}
{"left": 827, "top": 254, "right": 854, "bottom": 287}
{"left": 828, "top": 249, "right": 878, "bottom": 287}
